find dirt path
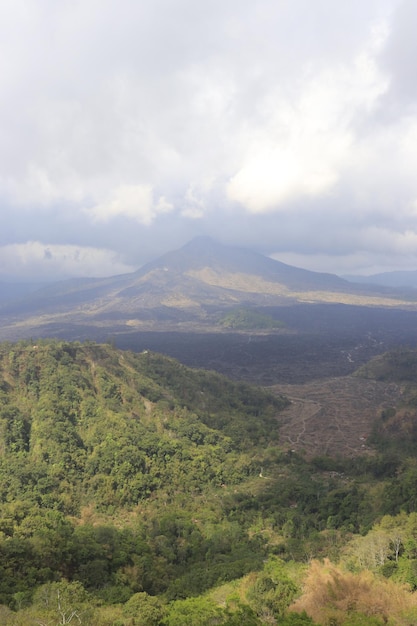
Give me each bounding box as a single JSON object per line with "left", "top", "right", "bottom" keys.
{"left": 270, "top": 376, "right": 402, "bottom": 458}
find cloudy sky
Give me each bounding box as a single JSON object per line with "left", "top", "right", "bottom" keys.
{"left": 1, "top": 0, "right": 417, "bottom": 280}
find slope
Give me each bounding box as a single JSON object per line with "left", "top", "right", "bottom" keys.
{"left": 0, "top": 339, "right": 288, "bottom": 513}
{"left": 0, "top": 237, "right": 413, "bottom": 341}
{"left": 2, "top": 340, "right": 417, "bottom": 619}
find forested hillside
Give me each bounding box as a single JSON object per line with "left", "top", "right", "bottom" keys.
{"left": 0, "top": 340, "right": 287, "bottom": 512}
{"left": 2, "top": 341, "right": 417, "bottom": 624}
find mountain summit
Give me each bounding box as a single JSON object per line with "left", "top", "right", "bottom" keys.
{"left": 136, "top": 236, "right": 348, "bottom": 290}
{"left": 133, "top": 236, "right": 411, "bottom": 302}
{"left": 0, "top": 238, "right": 413, "bottom": 340}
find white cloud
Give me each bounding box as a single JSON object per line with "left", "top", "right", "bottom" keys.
{"left": 358, "top": 227, "right": 417, "bottom": 254}
{"left": 0, "top": 242, "right": 134, "bottom": 280}
{"left": 180, "top": 183, "right": 215, "bottom": 219}
{"left": 87, "top": 185, "right": 174, "bottom": 225}
{"left": 227, "top": 42, "right": 388, "bottom": 213}
{"left": 4, "top": 163, "right": 85, "bottom": 208}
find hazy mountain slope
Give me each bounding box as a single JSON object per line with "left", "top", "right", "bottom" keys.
{"left": 0, "top": 281, "right": 47, "bottom": 304}
{"left": 345, "top": 269, "right": 417, "bottom": 289}
{"left": 0, "top": 237, "right": 414, "bottom": 340}
{"left": 138, "top": 236, "right": 349, "bottom": 290}
{"left": 0, "top": 237, "right": 350, "bottom": 315}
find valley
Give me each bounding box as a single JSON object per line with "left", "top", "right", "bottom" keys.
{"left": 2, "top": 239, "right": 417, "bottom": 623}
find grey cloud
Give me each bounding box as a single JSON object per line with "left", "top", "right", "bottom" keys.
{"left": 379, "top": 0, "right": 417, "bottom": 105}
{"left": 0, "top": 0, "right": 416, "bottom": 279}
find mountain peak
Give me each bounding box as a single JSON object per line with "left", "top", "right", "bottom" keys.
{"left": 182, "top": 235, "right": 218, "bottom": 249}
{"left": 1, "top": 237, "right": 402, "bottom": 341}
{"left": 138, "top": 237, "right": 348, "bottom": 290}
{"left": 180, "top": 236, "right": 231, "bottom": 257}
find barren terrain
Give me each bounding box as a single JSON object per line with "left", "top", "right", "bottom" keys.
{"left": 270, "top": 376, "right": 402, "bottom": 458}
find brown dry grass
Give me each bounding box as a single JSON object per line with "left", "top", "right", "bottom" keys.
{"left": 290, "top": 559, "right": 417, "bottom": 625}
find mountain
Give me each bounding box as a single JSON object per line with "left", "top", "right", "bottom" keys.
{"left": 0, "top": 280, "right": 47, "bottom": 303}
{"left": 0, "top": 237, "right": 415, "bottom": 340}
{"left": 138, "top": 236, "right": 349, "bottom": 290}
{"left": 344, "top": 269, "right": 417, "bottom": 289}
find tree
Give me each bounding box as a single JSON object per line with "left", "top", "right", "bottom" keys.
{"left": 32, "top": 581, "right": 93, "bottom": 625}
{"left": 246, "top": 558, "right": 299, "bottom": 621}
{"left": 162, "top": 596, "right": 224, "bottom": 626}
{"left": 123, "top": 591, "right": 165, "bottom": 625}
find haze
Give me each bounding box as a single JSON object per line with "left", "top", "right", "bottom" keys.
{"left": 1, "top": 0, "right": 416, "bottom": 281}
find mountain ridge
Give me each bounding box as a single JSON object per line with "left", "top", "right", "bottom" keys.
{"left": 0, "top": 237, "right": 415, "bottom": 340}
{"left": 136, "top": 236, "right": 350, "bottom": 290}
{"left": 344, "top": 268, "right": 417, "bottom": 289}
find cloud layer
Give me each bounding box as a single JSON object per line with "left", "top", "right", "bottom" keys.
{"left": 1, "top": 0, "right": 416, "bottom": 278}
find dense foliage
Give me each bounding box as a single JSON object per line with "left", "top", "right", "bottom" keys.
{"left": 2, "top": 341, "right": 417, "bottom": 624}
{"left": 218, "top": 307, "right": 285, "bottom": 330}
{"left": 0, "top": 339, "right": 287, "bottom": 511}
{"left": 0, "top": 341, "right": 289, "bottom": 607}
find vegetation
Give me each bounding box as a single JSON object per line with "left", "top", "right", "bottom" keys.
{"left": 218, "top": 308, "right": 285, "bottom": 330}
{"left": 355, "top": 348, "right": 417, "bottom": 382}
{"left": 2, "top": 341, "right": 417, "bottom": 623}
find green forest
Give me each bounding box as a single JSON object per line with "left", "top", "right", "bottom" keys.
{"left": 1, "top": 340, "right": 417, "bottom": 624}
{"left": 218, "top": 308, "right": 285, "bottom": 330}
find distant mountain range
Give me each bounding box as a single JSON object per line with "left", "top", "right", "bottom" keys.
{"left": 344, "top": 269, "right": 417, "bottom": 289}
{"left": 0, "top": 237, "right": 416, "bottom": 340}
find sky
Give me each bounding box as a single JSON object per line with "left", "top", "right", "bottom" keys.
{"left": 1, "top": 0, "right": 417, "bottom": 281}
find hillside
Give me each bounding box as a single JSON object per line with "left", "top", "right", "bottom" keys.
{"left": 354, "top": 349, "right": 417, "bottom": 460}
{"left": 0, "top": 340, "right": 290, "bottom": 605}
{"left": 2, "top": 341, "right": 417, "bottom": 623}
{"left": 0, "top": 237, "right": 414, "bottom": 341}
{"left": 0, "top": 281, "right": 45, "bottom": 304}
{"left": 0, "top": 340, "right": 287, "bottom": 512}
